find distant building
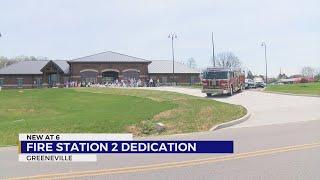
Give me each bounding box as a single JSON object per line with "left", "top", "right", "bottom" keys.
{"left": 148, "top": 60, "right": 200, "bottom": 85}
{"left": 278, "top": 77, "right": 314, "bottom": 84}
{"left": 278, "top": 78, "right": 302, "bottom": 84}
{"left": 0, "top": 51, "right": 200, "bottom": 88}
{"left": 289, "top": 74, "right": 303, "bottom": 78}
{"left": 253, "top": 77, "right": 264, "bottom": 83}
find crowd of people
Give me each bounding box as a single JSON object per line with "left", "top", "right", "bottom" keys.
{"left": 64, "top": 78, "right": 161, "bottom": 88}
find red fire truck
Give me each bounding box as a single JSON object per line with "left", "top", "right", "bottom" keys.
{"left": 201, "top": 67, "right": 245, "bottom": 96}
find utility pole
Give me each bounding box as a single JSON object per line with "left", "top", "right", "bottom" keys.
{"left": 211, "top": 32, "right": 215, "bottom": 67}
{"left": 261, "top": 42, "right": 268, "bottom": 86}
{"left": 0, "top": 32, "right": 2, "bottom": 68}
{"left": 168, "top": 33, "right": 177, "bottom": 85}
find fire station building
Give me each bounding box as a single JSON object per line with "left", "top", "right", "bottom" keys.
{"left": 0, "top": 51, "right": 200, "bottom": 88}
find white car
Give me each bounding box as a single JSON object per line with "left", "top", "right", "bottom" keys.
{"left": 245, "top": 79, "right": 256, "bottom": 89}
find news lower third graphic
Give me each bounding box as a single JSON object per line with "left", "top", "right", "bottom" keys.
{"left": 18, "top": 134, "right": 234, "bottom": 162}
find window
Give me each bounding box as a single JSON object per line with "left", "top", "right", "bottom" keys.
{"left": 230, "top": 72, "right": 234, "bottom": 78}
{"left": 161, "top": 76, "right": 167, "bottom": 83}
{"left": 80, "top": 71, "right": 98, "bottom": 84}
{"left": 63, "top": 76, "right": 69, "bottom": 84}
{"left": 191, "top": 76, "right": 198, "bottom": 84}
{"left": 150, "top": 76, "right": 157, "bottom": 81}
{"left": 17, "top": 78, "right": 24, "bottom": 88}
{"left": 123, "top": 70, "right": 139, "bottom": 80}
{"left": 203, "top": 71, "right": 228, "bottom": 79}
{"left": 102, "top": 71, "right": 118, "bottom": 84}
{"left": 0, "top": 79, "right": 3, "bottom": 87}
{"left": 48, "top": 74, "right": 59, "bottom": 86}
{"left": 36, "top": 78, "right": 42, "bottom": 88}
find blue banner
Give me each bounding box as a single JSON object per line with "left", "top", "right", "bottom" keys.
{"left": 20, "top": 141, "right": 233, "bottom": 154}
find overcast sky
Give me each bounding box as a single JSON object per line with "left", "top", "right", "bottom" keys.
{"left": 0, "top": 0, "right": 319, "bottom": 76}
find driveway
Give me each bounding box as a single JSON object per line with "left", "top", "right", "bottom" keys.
{"left": 140, "top": 87, "right": 320, "bottom": 128}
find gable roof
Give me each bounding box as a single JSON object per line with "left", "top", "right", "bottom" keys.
{"left": 148, "top": 60, "right": 200, "bottom": 74}
{"left": 54, "top": 60, "right": 70, "bottom": 74}
{"left": 40, "top": 60, "right": 70, "bottom": 74}
{"left": 70, "top": 51, "right": 151, "bottom": 63}
{"left": 0, "top": 60, "right": 69, "bottom": 75}
{"left": 0, "top": 61, "right": 48, "bottom": 75}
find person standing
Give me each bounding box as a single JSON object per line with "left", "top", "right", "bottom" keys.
{"left": 149, "top": 78, "right": 154, "bottom": 87}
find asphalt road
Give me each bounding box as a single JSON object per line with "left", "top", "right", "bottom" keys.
{"left": 1, "top": 88, "right": 320, "bottom": 180}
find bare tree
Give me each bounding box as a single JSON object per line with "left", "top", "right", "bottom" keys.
{"left": 301, "top": 67, "right": 315, "bottom": 77}
{"left": 186, "top": 57, "right": 197, "bottom": 69}
{"left": 278, "top": 73, "right": 288, "bottom": 79}
{"left": 314, "top": 68, "right": 320, "bottom": 81}
{"left": 0, "top": 56, "right": 49, "bottom": 69}
{"left": 247, "top": 70, "right": 254, "bottom": 79}
{"left": 215, "top": 52, "right": 241, "bottom": 68}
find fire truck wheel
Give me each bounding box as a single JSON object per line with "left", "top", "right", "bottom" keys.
{"left": 206, "top": 93, "right": 212, "bottom": 97}
{"left": 229, "top": 86, "right": 233, "bottom": 96}
{"left": 239, "top": 84, "right": 244, "bottom": 92}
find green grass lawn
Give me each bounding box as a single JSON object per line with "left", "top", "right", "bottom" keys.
{"left": 266, "top": 82, "right": 320, "bottom": 95}
{"left": 0, "top": 88, "right": 246, "bottom": 146}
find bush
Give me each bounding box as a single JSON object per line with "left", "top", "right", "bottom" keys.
{"left": 139, "top": 121, "right": 155, "bottom": 135}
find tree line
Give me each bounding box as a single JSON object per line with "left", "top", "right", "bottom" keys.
{"left": 184, "top": 52, "right": 242, "bottom": 69}
{"left": 0, "top": 56, "right": 49, "bottom": 69}
{"left": 247, "top": 66, "right": 320, "bottom": 82}
{"left": 301, "top": 66, "right": 320, "bottom": 81}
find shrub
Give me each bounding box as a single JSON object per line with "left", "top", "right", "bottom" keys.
{"left": 139, "top": 121, "right": 155, "bottom": 135}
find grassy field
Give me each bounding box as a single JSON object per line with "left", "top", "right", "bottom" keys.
{"left": 0, "top": 88, "right": 246, "bottom": 146}
{"left": 266, "top": 82, "right": 320, "bottom": 95}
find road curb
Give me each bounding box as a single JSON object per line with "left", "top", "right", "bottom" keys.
{"left": 210, "top": 110, "right": 251, "bottom": 131}
{"left": 263, "top": 91, "right": 320, "bottom": 98}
